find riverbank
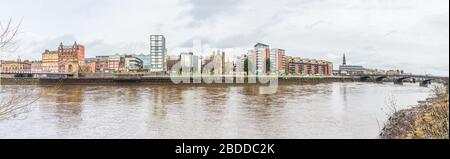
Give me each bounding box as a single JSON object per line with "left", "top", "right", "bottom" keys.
{"left": 380, "top": 85, "right": 449, "bottom": 139}
{"left": 0, "top": 76, "right": 360, "bottom": 85}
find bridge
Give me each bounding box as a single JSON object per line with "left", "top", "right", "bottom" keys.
{"left": 357, "top": 74, "right": 449, "bottom": 87}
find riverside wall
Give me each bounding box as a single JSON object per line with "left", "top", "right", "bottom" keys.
{"left": 0, "top": 76, "right": 361, "bottom": 85}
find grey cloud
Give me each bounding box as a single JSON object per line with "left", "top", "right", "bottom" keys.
{"left": 179, "top": 36, "right": 214, "bottom": 48}
{"left": 4, "top": 0, "right": 448, "bottom": 76}
{"left": 210, "top": 31, "right": 268, "bottom": 48}
{"left": 186, "top": 0, "right": 241, "bottom": 19}
{"left": 84, "top": 40, "right": 148, "bottom": 57}
{"left": 6, "top": 34, "right": 79, "bottom": 60}
{"left": 182, "top": 0, "right": 242, "bottom": 27}
{"left": 29, "top": 34, "right": 78, "bottom": 52}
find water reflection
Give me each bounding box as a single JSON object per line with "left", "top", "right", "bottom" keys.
{"left": 39, "top": 85, "right": 84, "bottom": 131}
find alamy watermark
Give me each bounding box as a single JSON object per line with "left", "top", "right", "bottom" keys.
{"left": 169, "top": 40, "right": 279, "bottom": 94}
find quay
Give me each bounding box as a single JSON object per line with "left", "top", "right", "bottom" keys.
{"left": 0, "top": 76, "right": 356, "bottom": 85}
{"left": 1, "top": 74, "right": 448, "bottom": 86}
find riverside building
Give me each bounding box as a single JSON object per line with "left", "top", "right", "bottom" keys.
{"left": 338, "top": 54, "right": 365, "bottom": 75}
{"left": 248, "top": 43, "right": 270, "bottom": 74}
{"left": 57, "top": 42, "right": 85, "bottom": 73}
{"left": 150, "top": 35, "right": 166, "bottom": 72}
{"left": 42, "top": 50, "right": 59, "bottom": 73}
{"left": 285, "top": 56, "right": 333, "bottom": 76}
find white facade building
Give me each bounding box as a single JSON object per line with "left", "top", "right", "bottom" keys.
{"left": 124, "top": 56, "right": 143, "bottom": 72}
{"left": 150, "top": 35, "right": 166, "bottom": 72}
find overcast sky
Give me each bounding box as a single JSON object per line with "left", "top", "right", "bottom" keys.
{"left": 1, "top": 0, "right": 448, "bottom": 75}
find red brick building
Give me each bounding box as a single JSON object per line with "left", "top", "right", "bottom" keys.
{"left": 286, "top": 56, "right": 333, "bottom": 76}
{"left": 58, "top": 42, "right": 85, "bottom": 73}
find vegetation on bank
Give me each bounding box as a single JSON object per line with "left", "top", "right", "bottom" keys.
{"left": 380, "top": 85, "right": 449, "bottom": 139}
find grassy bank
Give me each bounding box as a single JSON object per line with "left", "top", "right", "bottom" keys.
{"left": 380, "top": 85, "right": 449, "bottom": 139}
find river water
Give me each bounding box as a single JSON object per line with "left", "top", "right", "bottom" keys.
{"left": 0, "top": 82, "right": 432, "bottom": 139}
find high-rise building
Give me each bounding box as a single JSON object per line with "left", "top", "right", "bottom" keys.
{"left": 248, "top": 43, "right": 270, "bottom": 74}
{"left": 150, "top": 35, "right": 166, "bottom": 72}
{"left": 270, "top": 48, "right": 286, "bottom": 74}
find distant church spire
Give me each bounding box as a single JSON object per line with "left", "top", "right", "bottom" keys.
{"left": 343, "top": 53, "right": 347, "bottom": 65}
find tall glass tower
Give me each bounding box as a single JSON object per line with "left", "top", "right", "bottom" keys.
{"left": 150, "top": 35, "right": 166, "bottom": 72}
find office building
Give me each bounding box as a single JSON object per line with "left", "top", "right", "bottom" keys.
{"left": 135, "top": 54, "right": 151, "bottom": 71}
{"left": 124, "top": 55, "right": 143, "bottom": 72}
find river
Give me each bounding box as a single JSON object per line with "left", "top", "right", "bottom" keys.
{"left": 0, "top": 82, "right": 432, "bottom": 139}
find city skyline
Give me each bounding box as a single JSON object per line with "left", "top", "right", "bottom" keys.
{"left": 0, "top": 40, "right": 402, "bottom": 77}
{"left": 0, "top": 0, "right": 448, "bottom": 76}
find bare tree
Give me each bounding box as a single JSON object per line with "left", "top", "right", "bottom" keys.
{"left": 0, "top": 18, "right": 21, "bottom": 52}
{"left": 0, "top": 86, "right": 39, "bottom": 120}
{"left": 0, "top": 18, "right": 37, "bottom": 121}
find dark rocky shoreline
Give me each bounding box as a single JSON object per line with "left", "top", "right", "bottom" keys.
{"left": 380, "top": 86, "right": 449, "bottom": 139}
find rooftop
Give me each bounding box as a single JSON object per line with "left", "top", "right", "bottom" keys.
{"left": 286, "top": 56, "right": 332, "bottom": 64}
{"left": 254, "top": 43, "right": 269, "bottom": 48}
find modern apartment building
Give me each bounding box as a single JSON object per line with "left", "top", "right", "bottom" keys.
{"left": 270, "top": 48, "right": 286, "bottom": 74}
{"left": 248, "top": 43, "right": 270, "bottom": 74}
{"left": 150, "top": 35, "right": 166, "bottom": 72}
{"left": 286, "top": 56, "right": 333, "bottom": 76}
{"left": 93, "top": 55, "right": 125, "bottom": 73}
{"left": 124, "top": 55, "right": 143, "bottom": 72}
